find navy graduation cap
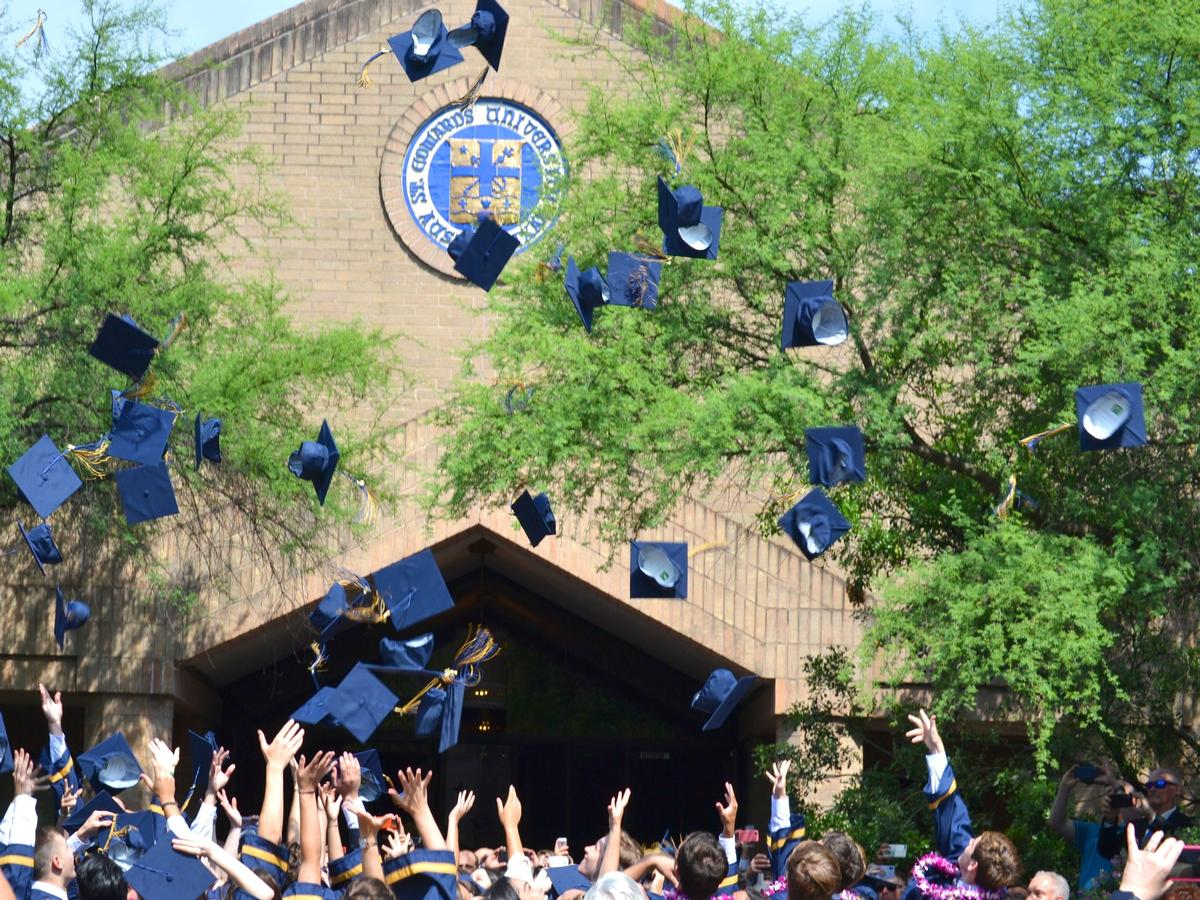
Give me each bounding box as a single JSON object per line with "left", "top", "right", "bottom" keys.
{"left": 448, "top": 0, "right": 509, "bottom": 71}
{"left": 511, "top": 490, "right": 556, "bottom": 547}
{"left": 607, "top": 252, "right": 662, "bottom": 308}
{"left": 782, "top": 280, "right": 849, "bottom": 348}
{"left": 308, "top": 580, "right": 369, "bottom": 641}
{"left": 657, "top": 176, "right": 723, "bottom": 260}
{"left": 288, "top": 419, "right": 339, "bottom": 506}
{"left": 105, "top": 809, "right": 160, "bottom": 872}
{"left": 691, "top": 668, "right": 758, "bottom": 731}
{"left": 78, "top": 732, "right": 143, "bottom": 793}
{"left": 54, "top": 585, "right": 90, "bottom": 650}
{"left": 125, "top": 833, "right": 217, "bottom": 899}
{"left": 186, "top": 729, "right": 218, "bottom": 799}
{"left": 1075, "top": 383, "right": 1147, "bottom": 450}
{"left": 354, "top": 749, "right": 388, "bottom": 803}
{"left": 447, "top": 214, "right": 521, "bottom": 291}
{"left": 194, "top": 414, "right": 222, "bottom": 469}
{"left": 564, "top": 256, "right": 609, "bottom": 332}
{"left": 630, "top": 541, "right": 687, "bottom": 599}
{"left": 0, "top": 712, "right": 12, "bottom": 775}
{"left": 368, "top": 548, "right": 455, "bottom": 633}
{"left": 108, "top": 400, "right": 176, "bottom": 466}
{"left": 18, "top": 520, "right": 62, "bottom": 576}
{"left": 415, "top": 681, "right": 465, "bottom": 754}
{"left": 89, "top": 313, "right": 160, "bottom": 381}
{"left": 328, "top": 663, "right": 399, "bottom": 743}
{"left": 291, "top": 686, "right": 341, "bottom": 727}
{"left": 62, "top": 789, "right": 121, "bottom": 834}
{"left": 378, "top": 633, "right": 436, "bottom": 672}
{"left": 778, "top": 489, "right": 850, "bottom": 560}
{"left": 805, "top": 426, "right": 866, "bottom": 488}
{"left": 385, "top": 10, "right": 466, "bottom": 83}
{"left": 115, "top": 463, "right": 179, "bottom": 525}
{"left": 7, "top": 435, "right": 83, "bottom": 520}
{"left": 546, "top": 865, "right": 592, "bottom": 899}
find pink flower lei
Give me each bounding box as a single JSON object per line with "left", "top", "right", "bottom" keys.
{"left": 911, "top": 853, "right": 1007, "bottom": 900}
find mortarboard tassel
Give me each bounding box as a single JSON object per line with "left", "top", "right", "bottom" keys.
{"left": 994, "top": 474, "right": 1018, "bottom": 518}
{"left": 15, "top": 9, "right": 49, "bottom": 57}
{"left": 688, "top": 541, "right": 727, "bottom": 558}
{"left": 633, "top": 236, "right": 672, "bottom": 264}
{"left": 535, "top": 243, "right": 565, "bottom": 282}
{"left": 1019, "top": 422, "right": 1073, "bottom": 453}
{"left": 159, "top": 313, "right": 187, "bottom": 352}
{"left": 454, "top": 67, "right": 490, "bottom": 111}
{"left": 395, "top": 626, "right": 501, "bottom": 714}
{"left": 339, "top": 472, "right": 380, "bottom": 526}
{"left": 357, "top": 46, "right": 389, "bottom": 88}
{"left": 659, "top": 129, "right": 693, "bottom": 175}
{"left": 63, "top": 439, "right": 113, "bottom": 480}
{"left": 504, "top": 382, "right": 534, "bottom": 415}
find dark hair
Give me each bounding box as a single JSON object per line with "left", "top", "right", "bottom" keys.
{"left": 234, "top": 865, "right": 283, "bottom": 900}
{"left": 344, "top": 877, "right": 396, "bottom": 899}
{"left": 819, "top": 832, "right": 865, "bottom": 891}
{"left": 484, "top": 877, "right": 522, "bottom": 900}
{"left": 676, "top": 832, "right": 728, "bottom": 900}
{"left": 76, "top": 853, "right": 129, "bottom": 900}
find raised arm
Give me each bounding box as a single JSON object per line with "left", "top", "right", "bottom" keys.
{"left": 172, "top": 834, "right": 275, "bottom": 900}
{"left": 1048, "top": 767, "right": 1079, "bottom": 843}
{"left": 194, "top": 747, "right": 235, "bottom": 843}
{"left": 906, "top": 708, "right": 973, "bottom": 861}
{"left": 296, "top": 751, "right": 336, "bottom": 886}
{"left": 286, "top": 757, "right": 301, "bottom": 846}
{"left": 321, "top": 782, "right": 345, "bottom": 864}
{"left": 347, "top": 798, "right": 395, "bottom": 883}
{"left": 256, "top": 720, "right": 304, "bottom": 845}
{"left": 218, "top": 790, "right": 242, "bottom": 857}
{"left": 496, "top": 785, "right": 524, "bottom": 861}
{"left": 39, "top": 683, "right": 78, "bottom": 801}
{"left": 447, "top": 789, "right": 475, "bottom": 861}
{"left": 392, "top": 768, "right": 447, "bottom": 850}
{"left": 598, "top": 788, "right": 632, "bottom": 878}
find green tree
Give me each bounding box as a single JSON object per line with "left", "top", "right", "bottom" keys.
{"left": 432, "top": 0, "right": 1200, "bottom": 771}
{"left": 1, "top": 2, "right": 397, "bottom": 602}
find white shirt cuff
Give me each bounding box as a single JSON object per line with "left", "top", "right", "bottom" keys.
{"left": 167, "top": 813, "right": 194, "bottom": 839}
{"left": 769, "top": 795, "right": 791, "bottom": 834}
{"left": 49, "top": 733, "right": 68, "bottom": 762}
{"left": 718, "top": 834, "right": 736, "bottom": 864}
{"left": 191, "top": 802, "right": 217, "bottom": 842}
{"left": 67, "top": 834, "right": 91, "bottom": 855}
{"left": 10, "top": 794, "right": 38, "bottom": 847}
{"left": 926, "top": 752, "right": 949, "bottom": 792}
{"left": 343, "top": 805, "right": 360, "bottom": 830}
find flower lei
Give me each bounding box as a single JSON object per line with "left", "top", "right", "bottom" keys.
{"left": 911, "top": 853, "right": 1007, "bottom": 900}
{"left": 663, "top": 879, "right": 789, "bottom": 900}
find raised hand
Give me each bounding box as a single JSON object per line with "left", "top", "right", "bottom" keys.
{"left": 257, "top": 720, "right": 304, "bottom": 770}
{"left": 392, "top": 767, "right": 434, "bottom": 817}
{"left": 765, "top": 760, "right": 791, "bottom": 799}
{"left": 12, "top": 749, "right": 38, "bottom": 796}
{"left": 346, "top": 796, "right": 397, "bottom": 839}
{"left": 218, "top": 790, "right": 242, "bottom": 828}
{"left": 715, "top": 782, "right": 738, "bottom": 836}
{"left": 383, "top": 828, "right": 412, "bottom": 860}
{"left": 495, "top": 784, "right": 522, "bottom": 830}
{"left": 148, "top": 738, "right": 180, "bottom": 779}
{"left": 905, "top": 708, "right": 945, "bottom": 755}
{"left": 59, "top": 785, "right": 82, "bottom": 817}
{"left": 208, "top": 747, "right": 235, "bottom": 795}
{"left": 320, "top": 781, "right": 343, "bottom": 819}
{"left": 449, "top": 789, "right": 476, "bottom": 824}
{"left": 1119, "top": 824, "right": 1184, "bottom": 900}
{"left": 75, "top": 809, "right": 117, "bottom": 841}
{"left": 296, "top": 751, "right": 336, "bottom": 792}
{"left": 38, "top": 683, "right": 64, "bottom": 736}
{"left": 608, "top": 788, "right": 631, "bottom": 829}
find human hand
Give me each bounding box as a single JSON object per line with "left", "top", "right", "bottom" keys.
{"left": 905, "top": 709, "right": 945, "bottom": 755}
{"left": 716, "top": 782, "right": 738, "bottom": 836}
{"left": 257, "top": 720, "right": 304, "bottom": 770}
{"left": 39, "top": 683, "right": 64, "bottom": 736}
{"left": 217, "top": 790, "right": 242, "bottom": 828}
{"left": 496, "top": 784, "right": 522, "bottom": 830}
{"left": 12, "top": 749, "right": 38, "bottom": 797}
{"left": 346, "top": 796, "right": 396, "bottom": 839}
{"left": 1118, "top": 824, "right": 1183, "bottom": 900}
{"left": 320, "top": 782, "right": 343, "bottom": 819}
{"left": 209, "top": 748, "right": 235, "bottom": 796}
{"left": 60, "top": 786, "right": 82, "bottom": 817}
{"left": 148, "top": 738, "right": 179, "bottom": 779}
{"left": 391, "top": 768, "right": 434, "bottom": 817}
{"left": 644, "top": 855, "right": 679, "bottom": 886}
{"left": 749, "top": 854, "right": 772, "bottom": 875}
{"left": 1061, "top": 766, "right": 1080, "bottom": 789}
{"left": 334, "top": 752, "right": 362, "bottom": 800}
{"left": 171, "top": 835, "right": 217, "bottom": 859}
{"left": 75, "top": 809, "right": 117, "bottom": 841}
{"left": 608, "top": 788, "right": 631, "bottom": 830}
{"left": 765, "top": 760, "right": 791, "bottom": 800}
{"left": 383, "top": 824, "right": 413, "bottom": 860}
{"left": 450, "top": 789, "right": 476, "bottom": 824}
{"left": 296, "top": 751, "right": 336, "bottom": 792}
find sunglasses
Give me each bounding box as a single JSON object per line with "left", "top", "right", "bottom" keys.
{"left": 1146, "top": 779, "right": 1178, "bottom": 790}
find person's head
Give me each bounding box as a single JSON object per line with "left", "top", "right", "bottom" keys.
{"left": 344, "top": 878, "right": 396, "bottom": 900}
{"left": 958, "top": 832, "right": 1022, "bottom": 890}
{"left": 461, "top": 850, "right": 480, "bottom": 873}
{"left": 819, "top": 832, "right": 866, "bottom": 892}
{"left": 785, "top": 841, "right": 842, "bottom": 900}
{"left": 1028, "top": 871, "right": 1069, "bottom": 900}
{"left": 674, "top": 832, "right": 729, "bottom": 900}
{"left": 487, "top": 876, "right": 545, "bottom": 900}
{"left": 75, "top": 853, "right": 131, "bottom": 900}
{"left": 579, "top": 831, "right": 639, "bottom": 881}
{"left": 584, "top": 872, "right": 646, "bottom": 900}
{"left": 34, "top": 826, "right": 75, "bottom": 885}
{"left": 241, "top": 865, "right": 282, "bottom": 900}
{"left": 1146, "top": 768, "right": 1184, "bottom": 814}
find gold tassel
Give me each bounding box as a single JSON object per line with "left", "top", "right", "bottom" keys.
{"left": 357, "top": 46, "right": 389, "bottom": 88}
{"left": 995, "top": 474, "right": 1017, "bottom": 519}
{"left": 1019, "top": 423, "right": 1073, "bottom": 453}
{"left": 688, "top": 542, "right": 727, "bottom": 558}
{"left": 664, "top": 129, "right": 693, "bottom": 173}
{"left": 633, "top": 236, "right": 672, "bottom": 264}
{"left": 454, "top": 67, "right": 489, "bottom": 111}
{"left": 307, "top": 641, "right": 329, "bottom": 676}
{"left": 160, "top": 312, "right": 187, "bottom": 352}
{"left": 394, "top": 626, "right": 501, "bottom": 714}
{"left": 121, "top": 372, "right": 157, "bottom": 401}
{"left": 66, "top": 442, "right": 113, "bottom": 480}
{"left": 15, "top": 10, "right": 48, "bottom": 54}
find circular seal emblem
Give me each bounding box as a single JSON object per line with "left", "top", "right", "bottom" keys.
{"left": 395, "top": 97, "right": 566, "bottom": 265}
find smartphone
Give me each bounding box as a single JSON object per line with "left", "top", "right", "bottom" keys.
{"left": 555, "top": 837, "right": 569, "bottom": 853}
{"left": 1109, "top": 793, "right": 1135, "bottom": 809}
{"left": 736, "top": 828, "right": 760, "bottom": 845}
{"left": 1074, "top": 765, "right": 1101, "bottom": 784}
{"left": 547, "top": 856, "right": 571, "bottom": 868}
{"left": 882, "top": 845, "right": 907, "bottom": 860}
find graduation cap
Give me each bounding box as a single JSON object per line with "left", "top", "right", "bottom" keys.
{"left": 447, "top": 214, "right": 521, "bottom": 291}
{"left": 288, "top": 419, "right": 339, "bottom": 506}
{"left": 447, "top": 0, "right": 509, "bottom": 71}
{"left": 62, "top": 789, "right": 121, "bottom": 834}
{"left": 378, "top": 633, "right": 436, "bottom": 672}
{"left": 18, "top": 520, "right": 62, "bottom": 576}
{"left": 546, "top": 865, "right": 592, "bottom": 899}
{"left": 108, "top": 401, "right": 176, "bottom": 466}
{"left": 115, "top": 463, "right": 179, "bottom": 525}
{"left": 7, "top": 435, "right": 83, "bottom": 520}
{"left": 657, "top": 177, "right": 723, "bottom": 259}
{"left": 511, "top": 490, "right": 556, "bottom": 547}
{"left": 1076, "top": 383, "right": 1147, "bottom": 450}
{"left": 368, "top": 548, "right": 456, "bottom": 632}
{"left": 0, "top": 712, "right": 12, "bottom": 775}
{"left": 805, "top": 426, "right": 866, "bottom": 488}
{"left": 88, "top": 314, "right": 160, "bottom": 381}
{"left": 124, "top": 834, "right": 217, "bottom": 899}
{"left": 54, "top": 585, "right": 90, "bottom": 650}
{"left": 194, "top": 415, "right": 221, "bottom": 469}
{"left": 414, "top": 682, "right": 465, "bottom": 754}
{"left": 782, "top": 280, "right": 849, "bottom": 348}
{"left": 629, "top": 541, "right": 688, "bottom": 599}
{"left": 564, "top": 257, "right": 609, "bottom": 332}
{"left": 105, "top": 809, "right": 160, "bottom": 872}
{"left": 363, "top": 9, "right": 465, "bottom": 85}
{"left": 328, "top": 663, "right": 399, "bottom": 743}
{"left": 691, "top": 669, "right": 758, "bottom": 731}
{"left": 291, "top": 686, "right": 341, "bottom": 727}
{"left": 778, "top": 489, "right": 850, "bottom": 560}
{"left": 308, "top": 580, "right": 369, "bottom": 641}
{"left": 78, "top": 732, "right": 143, "bottom": 793}
{"left": 606, "top": 252, "right": 661, "bottom": 308}
{"left": 354, "top": 749, "right": 388, "bottom": 802}
{"left": 186, "top": 730, "right": 218, "bottom": 799}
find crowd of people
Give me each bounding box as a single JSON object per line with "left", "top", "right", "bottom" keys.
{"left": 0, "top": 687, "right": 1191, "bottom": 900}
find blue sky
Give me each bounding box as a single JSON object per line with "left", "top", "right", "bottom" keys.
{"left": 6, "top": 0, "right": 1008, "bottom": 61}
